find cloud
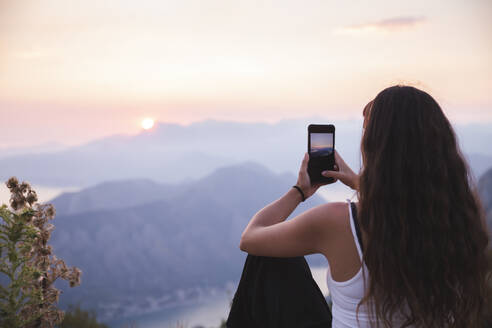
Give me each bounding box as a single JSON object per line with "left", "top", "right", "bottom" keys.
{"left": 334, "top": 16, "right": 426, "bottom": 35}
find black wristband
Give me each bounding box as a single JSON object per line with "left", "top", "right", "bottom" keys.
{"left": 292, "top": 185, "right": 305, "bottom": 202}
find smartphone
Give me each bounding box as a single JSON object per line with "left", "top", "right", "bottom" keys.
{"left": 308, "top": 124, "right": 336, "bottom": 184}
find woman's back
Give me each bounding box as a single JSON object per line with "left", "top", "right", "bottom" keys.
{"left": 326, "top": 200, "right": 412, "bottom": 328}
{"left": 326, "top": 200, "right": 369, "bottom": 327}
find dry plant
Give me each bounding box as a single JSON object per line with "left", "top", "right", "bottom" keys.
{"left": 0, "top": 177, "right": 81, "bottom": 328}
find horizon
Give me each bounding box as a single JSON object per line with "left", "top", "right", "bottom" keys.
{"left": 2, "top": 115, "right": 492, "bottom": 151}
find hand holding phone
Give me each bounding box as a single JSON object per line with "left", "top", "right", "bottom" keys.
{"left": 321, "top": 150, "right": 359, "bottom": 190}
{"left": 307, "top": 124, "right": 336, "bottom": 185}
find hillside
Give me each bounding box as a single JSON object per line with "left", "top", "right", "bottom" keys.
{"left": 478, "top": 167, "right": 492, "bottom": 235}
{"left": 50, "top": 178, "right": 188, "bottom": 216}
{"left": 49, "top": 161, "right": 327, "bottom": 320}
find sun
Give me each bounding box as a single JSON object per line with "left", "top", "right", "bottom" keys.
{"left": 141, "top": 118, "right": 155, "bottom": 130}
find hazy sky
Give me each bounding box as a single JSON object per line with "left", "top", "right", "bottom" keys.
{"left": 1, "top": 0, "right": 491, "bottom": 148}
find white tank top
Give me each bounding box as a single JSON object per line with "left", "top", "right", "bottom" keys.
{"left": 326, "top": 200, "right": 410, "bottom": 327}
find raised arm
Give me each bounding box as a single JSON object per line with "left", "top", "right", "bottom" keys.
{"left": 239, "top": 151, "right": 358, "bottom": 257}
{"left": 239, "top": 199, "right": 347, "bottom": 257}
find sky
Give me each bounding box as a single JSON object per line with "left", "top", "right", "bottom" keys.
{"left": 1, "top": 0, "right": 491, "bottom": 148}
{"left": 311, "top": 133, "right": 333, "bottom": 149}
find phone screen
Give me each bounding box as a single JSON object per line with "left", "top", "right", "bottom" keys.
{"left": 310, "top": 132, "right": 334, "bottom": 158}
{"left": 307, "top": 124, "right": 335, "bottom": 184}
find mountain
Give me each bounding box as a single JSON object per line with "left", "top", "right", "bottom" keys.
{"left": 50, "top": 178, "right": 188, "bottom": 216}
{"left": 465, "top": 153, "right": 492, "bottom": 180}
{"left": 2, "top": 118, "right": 490, "bottom": 190}
{"left": 478, "top": 167, "right": 492, "bottom": 235}
{"left": 49, "top": 161, "right": 327, "bottom": 320}
{"left": 0, "top": 118, "right": 363, "bottom": 187}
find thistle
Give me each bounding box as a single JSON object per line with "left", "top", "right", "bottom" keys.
{"left": 0, "top": 177, "right": 81, "bottom": 328}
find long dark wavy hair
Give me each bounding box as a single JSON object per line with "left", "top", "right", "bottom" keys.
{"left": 357, "top": 85, "right": 491, "bottom": 327}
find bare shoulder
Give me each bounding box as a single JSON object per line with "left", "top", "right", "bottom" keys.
{"left": 312, "top": 201, "right": 349, "bottom": 220}
{"left": 307, "top": 201, "right": 352, "bottom": 254}
{"left": 308, "top": 201, "right": 350, "bottom": 234}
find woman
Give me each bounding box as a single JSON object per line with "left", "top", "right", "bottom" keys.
{"left": 226, "top": 85, "right": 491, "bottom": 327}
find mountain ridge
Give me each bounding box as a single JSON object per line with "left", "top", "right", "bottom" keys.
{"left": 49, "top": 161, "right": 327, "bottom": 319}
{"left": 2, "top": 118, "right": 490, "bottom": 188}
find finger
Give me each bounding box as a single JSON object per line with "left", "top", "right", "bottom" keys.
{"left": 334, "top": 150, "right": 340, "bottom": 164}
{"left": 301, "top": 152, "right": 309, "bottom": 171}
{"left": 322, "top": 170, "right": 343, "bottom": 180}
{"left": 334, "top": 149, "right": 347, "bottom": 166}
